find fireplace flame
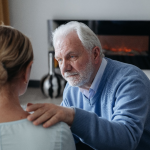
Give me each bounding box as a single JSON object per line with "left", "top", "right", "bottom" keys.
{"left": 103, "top": 45, "right": 132, "bottom": 53}
{"left": 98, "top": 35, "right": 148, "bottom": 56}
{"left": 110, "top": 47, "right": 132, "bottom": 53}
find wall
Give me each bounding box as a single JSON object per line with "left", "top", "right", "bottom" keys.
{"left": 8, "top": 0, "right": 150, "bottom": 80}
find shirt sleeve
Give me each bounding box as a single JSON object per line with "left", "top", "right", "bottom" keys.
{"left": 70, "top": 76, "right": 150, "bottom": 150}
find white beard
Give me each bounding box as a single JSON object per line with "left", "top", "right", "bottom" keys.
{"left": 63, "top": 58, "right": 94, "bottom": 87}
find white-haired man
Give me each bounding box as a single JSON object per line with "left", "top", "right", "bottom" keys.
{"left": 27, "top": 21, "right": 150, "bottom": 150}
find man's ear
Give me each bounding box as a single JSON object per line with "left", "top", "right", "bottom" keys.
{"left": 24, "top": 61, "right": 33, "bottom": 84}
{"left": 92, "top": 46, "right": 101, "bottom": 64}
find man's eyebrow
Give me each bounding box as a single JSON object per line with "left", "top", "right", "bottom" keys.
{"left": 55, "top": 55, "right": 60, "bottom": 60}
{"left": 55, "top": 51, "right": 77, "bottom": 59}
{"left": 66, "top": 51, "right": 76, "bottom": 56}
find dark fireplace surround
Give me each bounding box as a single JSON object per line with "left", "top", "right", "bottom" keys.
{"left": 49, "top": 20, "right": 150, "bottom": 69}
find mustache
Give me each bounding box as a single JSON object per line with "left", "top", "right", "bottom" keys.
{"left": 64, "top": 72, "right": 78, "bottom": 78}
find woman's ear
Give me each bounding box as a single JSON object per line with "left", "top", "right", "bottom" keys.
{"left": 92, "top": 46, "right": 101, "bottom": 64}
{"left": 24, "top": 61, "right": 33, "bottom": 84}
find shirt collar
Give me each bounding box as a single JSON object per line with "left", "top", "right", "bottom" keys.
{"left": 90, "top": 57, "right": 107, "bottom": 93}
{"left": 80, "top": 58, "right": 107, "bottom": 99}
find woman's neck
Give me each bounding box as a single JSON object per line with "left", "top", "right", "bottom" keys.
{"left": 0, "top": 83, "right": 20, "bottom": 106}
{"left": 0, "top": 84, "right": 29, "bottom": 123}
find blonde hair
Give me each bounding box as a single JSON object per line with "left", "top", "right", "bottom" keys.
{"left": 0, "top": 25, "right": 33, "bottom": 86}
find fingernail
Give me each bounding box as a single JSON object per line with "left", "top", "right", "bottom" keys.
{"left": 43, "top": 124, "right": 47, "bottom": 128}
{"left": 26, "top": 107, "right": 30, "bottom": 111}
{"left": 33, "top": 121, "right": 38, "bottom": 125}
{"left": 27, "top": 116, "right": 31, "bottom": 121}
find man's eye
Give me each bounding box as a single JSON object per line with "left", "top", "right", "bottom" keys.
{"left": 58, "top": 59, "right": 62, "bottom": 62}
{"left": 70, "top": 56, "right": 75, "bottom": 58}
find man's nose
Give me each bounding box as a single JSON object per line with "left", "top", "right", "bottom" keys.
{"left": 61, "top": 60, "right": 71, "bottom": 73}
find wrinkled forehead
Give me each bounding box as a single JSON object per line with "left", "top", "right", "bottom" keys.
{"left": 55, "top": 32, "right": 81, "bottom": 49}
{"left": 54, "top": 33, "right": 86, "bottom": 58}
{"left": 54, "top": 37, "right": 71, "bottom": 58}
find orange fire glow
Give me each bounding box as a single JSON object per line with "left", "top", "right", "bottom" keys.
{"left": 103, "top": 46, "right": 132, "bottom": 53}
{"left": 97, "top": 35, "right": 149, "bottom": 55}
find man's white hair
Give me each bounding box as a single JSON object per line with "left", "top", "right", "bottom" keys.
{"left": 52, "top": 21, "right": 104, "bottom": 57}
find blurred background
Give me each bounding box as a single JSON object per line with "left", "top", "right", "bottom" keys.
{"left": 1, "top": 0, "right": 150, "bottom": 105}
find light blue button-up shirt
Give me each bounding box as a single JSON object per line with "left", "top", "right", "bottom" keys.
{"left": 80, "top": 58, "right": 107, "bottom": 99}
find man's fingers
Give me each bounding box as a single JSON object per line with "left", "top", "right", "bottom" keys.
{"left": 27, "top": 105, "right": 47, "bottom": 122}
{"left": 43, "top": 114, "right": 60, "bottom": 128}
{"left": 32, "top": 111, "right": 55, "bottom": 126}
{"left": 26, "top": 103, "right": 44, "bottom": 112}
{"left": 26, "top": 103, "right": 75, "bottom": 127}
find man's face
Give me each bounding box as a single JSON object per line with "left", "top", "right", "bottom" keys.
{"left": 55, "top": 32, "right": 94, "bottom": 88}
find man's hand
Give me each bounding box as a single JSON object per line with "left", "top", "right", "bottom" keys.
{"left": 26, "top": 103, "right": 75, "bottom": 128}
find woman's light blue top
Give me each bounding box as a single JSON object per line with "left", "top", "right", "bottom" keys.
{"left": 0, "top": 119, "right": 76, "bottom": 150}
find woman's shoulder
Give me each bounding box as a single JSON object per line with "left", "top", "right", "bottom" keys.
{"left": 0, "top": 120, "right": 75, "bottom": 150}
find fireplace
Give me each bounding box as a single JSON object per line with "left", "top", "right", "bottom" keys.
{"left": 98, "top": 35, "right": 148, "bottom": 56}
{"left": 48, "top": 20, "right": 150, "bottom": 69}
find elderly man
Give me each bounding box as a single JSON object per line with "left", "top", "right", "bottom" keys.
{"left": 27, "top": 21, "right": 150, "bottom": 150}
